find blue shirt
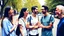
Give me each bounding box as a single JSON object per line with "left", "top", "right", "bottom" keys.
{"left": 2, "top": 18, "right": 16, "bottom": 36}
{"left": 57, "top": 17, "right": 64, "bottom": 36}
{"left": 41, "top": 14, "right": 54, "bottom": 36}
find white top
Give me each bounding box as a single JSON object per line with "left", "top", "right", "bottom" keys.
{"left": 28, "top": 15, "right": 39, "bottom": 35}
{"left": 19, "top": 18, "right": 27, "bottom": 36}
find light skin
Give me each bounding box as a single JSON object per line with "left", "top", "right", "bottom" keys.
{"left": 39, "top": 9, "right": 53, "bottom": 29}
{"left": 8, "top": 9, "right": 18, "bottom": 33}
{"left": 19, "top": 10, "right": 28, "bottom": 36}
{"left": 26, "top": 8, "right": 40, "bottom": 29}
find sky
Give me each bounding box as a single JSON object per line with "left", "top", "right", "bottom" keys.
{"left": 38, "top": 0, "right": 46, "bottom": 5}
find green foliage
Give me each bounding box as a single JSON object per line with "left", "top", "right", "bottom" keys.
{"left": 45, "top": 0, "right": 64, "bottom": 12}
{"left": 4, "top": 0, "right": 41, "bottom": 12}
{"left": 5, "top": 0, "right": 23, "bottom": 12}
{"left": 24, "top": 0, "right": 41, "bottom": 12}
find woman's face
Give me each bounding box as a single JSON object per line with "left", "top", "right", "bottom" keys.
{"left": 24, "top": 10, "right": 28, "bottom": 17}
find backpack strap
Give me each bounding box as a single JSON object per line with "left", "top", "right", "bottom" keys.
{"left": 29, "top": 16, "right": 32, "bottom": 25}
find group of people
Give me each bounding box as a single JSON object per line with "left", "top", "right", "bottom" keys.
{"left": 1, "top": 5, "right": 64, "bottom": 36}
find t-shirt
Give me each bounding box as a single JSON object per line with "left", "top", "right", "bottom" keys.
{"left": 27, "top": 15, "right": 39, "bottom": 35}
{"left": 19, "top": 18, "right": 27, "bottom": 36}
{"left": 2, "top": 18, "right": 16, "bottom": 36}
{"left": 41, "top": 14, "right": 54, "bottom": 30}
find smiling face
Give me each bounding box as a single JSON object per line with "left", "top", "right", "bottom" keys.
{"left": 55, "top": 8, "right": 62, "bottom": 15}
{"left": 24, "top": 9, "right": 28, "bottom": 17}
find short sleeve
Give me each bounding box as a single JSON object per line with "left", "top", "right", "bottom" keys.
{"left": 50, "top": 15, "right": 55, "bottom": 24}
{"left": 19, "top": 19, "right": 23, "bottom": 24}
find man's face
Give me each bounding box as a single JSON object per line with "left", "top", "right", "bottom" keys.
{"left": 33, "top": 8, "right": 38, "bottom": 14}
{"left": 41, "top": 7, "right": 46, "bottom": 14}
{"left": 55, "top": 8, "right": 62, "bottom": 15}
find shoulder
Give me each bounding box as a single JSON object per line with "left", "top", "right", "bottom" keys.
{"left": 3, "top": 18, "right": 9, "bottom": 22}
{"left": 19, "top": 18, "right": 23, "bottom": 22}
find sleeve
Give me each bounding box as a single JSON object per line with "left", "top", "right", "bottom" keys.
{"left": 3, "top": 20, "right": 9, "bottom": 35}
{"left": 18, "top": 19, "right": 23, "bottom": 26}
{"left": 27, "top": 17, "right": 30, "bottom": 22}
{"left": 40, "top": 16, "right": 43, "bottom": 24}
{"left": 58, "top": 21, "right": 64, "bottom": 36}
{"left": 50, "top": 15, "right": 55, "bottom": 24}
{"left": 19, "top": 19, "right": 23, "bottom": 24}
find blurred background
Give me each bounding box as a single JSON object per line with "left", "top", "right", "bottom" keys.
{"left": 0, "top": 0, "right": 64, "bottom": 36}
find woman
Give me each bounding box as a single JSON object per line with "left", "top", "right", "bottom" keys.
{"left": 1, "top": 6, "right": 17, "bottom": 36}
{"left": 18, "top": 8, "right": 28, "bottom": 36}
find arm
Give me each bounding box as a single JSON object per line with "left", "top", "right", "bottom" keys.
{"left": 19, "top": 25, "right": 24, "bottom": 36}
{"left": 3, "top": 20, "right": 10, "bottom": 35}
{"left": 26, "top": 22, "right": 34, "bottom": 29}
{"left": 40, "top": 15, "right": 54, "bottom": 29}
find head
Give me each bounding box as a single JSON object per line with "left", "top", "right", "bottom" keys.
{"left": 18, "top": 8, "right": 28, "bottom": 19}
{"left": 55, "top": 5, "right": 63, "bottom": 15}
{"left": 41, "top": 5, "right": 49, "bottom": 14}
{"left": 4, "top": 6, "right": 14, "bottom": 21}
{"left": 31, "top": 6, "right": 38, "bottom": 14}
{"left": 61, "top": 6, "right": 64, "bottom": 18}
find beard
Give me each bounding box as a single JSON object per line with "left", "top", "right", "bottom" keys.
{"left": 42, "top": 12, "right": 46, "bottom": 14}
{"left": 33, "top": 12, "right": 38, "bottom": 14}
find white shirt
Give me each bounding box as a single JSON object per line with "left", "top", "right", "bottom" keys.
{"left": 28, "top": 15, "right": 39, "bottom": 35}
{"left": 19, "top": 18, "right": 27, "bottom": 36}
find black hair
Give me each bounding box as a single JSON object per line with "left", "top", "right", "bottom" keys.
{"left": 4, "top": 6, "right": 11, "bottom": 18}
{"left": 18, "top": 8, "right": 27, "bottom": 19}
{"left": 42, "top": 5, "right": 49, "bottom": 11}
{"left": 31, "top": 6, "right": 38, "bottom": 12}
{"left": 1, "top": 6, "right": 12, "bottom": 28}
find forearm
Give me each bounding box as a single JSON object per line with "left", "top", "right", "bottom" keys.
{"left": 10, "top": 24, "right": 17, "bottom": 32}
{"left": 20, "top": 28, "right": 24, "bottom": 36}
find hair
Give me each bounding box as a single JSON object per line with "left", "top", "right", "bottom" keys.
{"left": 18, "top": 8, "right": 27, "bottom": 19}
{"left": 42, "top": 5, "right": 49, "bottom": 11}
{"left": 4, "top": 6, "right": 12, "bottom": 18}
{"left": 56, "top": 5, "right": 63, "bottom": 10}
{"left": 1, "top": 6, "right": 12, "bottom": 28}
{"left": 31, "top": 6, "right": 38, "bottom": 12}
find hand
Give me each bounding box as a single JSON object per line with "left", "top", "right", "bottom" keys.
{"left": 38, "top": 24, "right": 45, "bottom": 28}
{"left": 34, "top": 26, "right": 38, "bottom": 29}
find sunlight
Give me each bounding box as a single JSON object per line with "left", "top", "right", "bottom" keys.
{"left": 38, "top": 0, "right": 46, "bottom": 5}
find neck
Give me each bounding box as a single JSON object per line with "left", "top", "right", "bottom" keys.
{"left": 23, "top": 16, "right": 26, "bottom": 19}
{"left": 44, "top": 12, "right": 47, "bottom": 16}
{"left": 32, "top": 13, "right": 36, "bottom": 17}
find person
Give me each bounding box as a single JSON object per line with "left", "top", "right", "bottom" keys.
{"left": 39, "top": 5, "right": 54, "bottom": 36}
{"left": 1, "top": 6, "right": 17, "bottom": 36}
{"left": 56, "top": 5, "right": 64, "bottom": 36}
{"left": 27, "top": 6, "right": 40, "bottom": 36}
{"left": 55, "top": 5, "right": 64, "bottom": 19}
{"left": 18, "top": 8, "right": 28, "bottom": 36}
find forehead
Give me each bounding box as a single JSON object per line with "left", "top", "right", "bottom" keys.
{"left": 41, "top": 7, "right": 45, "bottom": 10}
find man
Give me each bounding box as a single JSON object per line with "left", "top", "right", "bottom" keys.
{"left": 39, "top": 5, "right": 54, "bottom": 36}
{"left": 27, "top": 6, "right": 39, "bottom": 36}
{"left": 55, "top": 5, "right": 64, "bottom": 19}
{"left": 56, "top": 5, "right": 64, "bottom": 36}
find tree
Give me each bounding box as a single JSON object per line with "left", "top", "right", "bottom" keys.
{"left": 5, "top": 0, "right": 23, "bottom": 12}
{"left": 24, "top": 0, "right": 41, "bottom": 12}
{"left": 45, "top": 0, "right": 64, "bottom": 12}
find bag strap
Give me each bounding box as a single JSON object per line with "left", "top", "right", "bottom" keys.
{"left": 49, "top": 15, "right": 52, "bottom": 23}
{"left": 21, "top": 19, "right": 26, "bottom": 26}
{"left": 29, "top": 16, "right": 32, "bottom": 25}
